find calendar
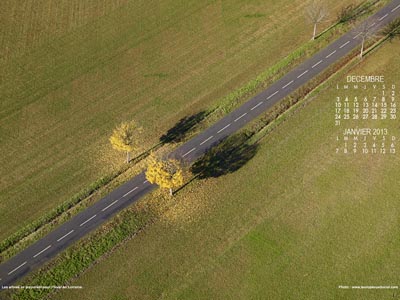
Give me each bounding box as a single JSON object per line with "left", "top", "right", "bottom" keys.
{"left": 334, "top": 76, "right": 396, "bottom": 155}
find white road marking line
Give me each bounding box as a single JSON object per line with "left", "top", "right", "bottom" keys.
{"left": 8, "top": 261, "right": 27, "bottom": 275}
{"left": 143, "top": 180, "right": 148, "bottom": 184}
{"left": 379, "top": 13, "right": 388, "bottom": 21}
{"left": 57, "top": 230, "right": 74, "bottom": 242}
{"left": 339, "top": 41, "right": 350, "bottom": 49}
{"left": 101, "top": 199, "right": 119, "bottom": 212}
{"left": 282, "top": 80, "right": 294, "bottom": 89}
{"left": 392, "top": 4, "right": 400, "bottom": 12}
{"left": 217, "top": 123, "right": 231, "bottom": 133}
{"left": 200, "top": 135, "right": 214, "bottom": 145}
{"left": 79, "top": 214, "right": 97, "bottom": 227}
{"left": 297, "top": 70, "right": 309, "bottom": 78}
{"left": 234, "top": 113, "right": 247, "bottom": 122}
{"left": 312, "top": 60, "right": 323, "bottom": 68}
{"left": 353, "top": 32, "right": 362, "bottom": 39}
{"left": 326, "top": 50, "right": 337, "bottom": 58}
{"left": 369, "top": 22, "right": 376, "bottom": 28}
{"left": 182, "top": 147, "right": 196, "bottom": 157}
{"left": 33, "top": 245, "right": 51, "bottom": 258}
{"left": 250, "top": 101, "right": 263, "bottom": 110}
{"left": 123, "top": 187, "right": 138, "bottom": 197}
{"left": 267, "top": 91, "right": 279, "bottom": 100}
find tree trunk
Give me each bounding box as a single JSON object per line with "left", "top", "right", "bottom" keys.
{"left": 360, "top": 37, "right": 365, "bottom": 58}
{"left": 312, "top": 23, "right": 317, "bottom": 40}
{"left": 126, "top": 151, "right": 130, "bottom": 163}
{"left": 169, "top": 188, "right": 173, "bottom": 196}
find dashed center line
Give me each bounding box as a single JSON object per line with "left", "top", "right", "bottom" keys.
{"left": 123, "top": 187, "right": 138, "bottom": 198}
{"left": 326, "top": 50, "right": 337, "bottom": 58}
{"left": 267, "top": 91, "right": 279, "bottom": 100}
{"left": 282, "top": 80, "right": 294, "bottom": 89}
{"left": 143, "top": 180, "right": 148, "bottom": 184}
{"left": 353, "top": 32, "right": 362, "bottom": 39}
{"left": 392, "top": 4, "right": 400, "bottom": 12}
{"left": 312, "top": 60, "right": 323, "bottom": 68}
{"left": 379, "top": 13, "right": 388, "bottom": 21}
{"left": 234, "top": 113, "right": 247, "bottom": 122}
{"left": 79, "top": 214, "right": 97, "bottom": 227}
{"left": 8, "top": 261, "right": 27, "bottom": 275}
{"left": 101, "top": 200, "right": 119, "bottom": 212}
{"left": 297, "top": 70, "right": 309, "bottom": 78}
{"left": 217, "top": 123, "right": 231, "bottom": 133}
{"left": 200, "top": 135, "right": 214, "bottom": 145}
{"left": 57, "top": 230, "right": 74, "bottom": 242}
{"left": 339, "top": 41, "right": 350, "bottom": 49}
{"left": 182, "top": 147, "right": 196, "bottom": 157}
{"left": 250, "top": 101, "right": 263, "bottom": 110}
{"left": 33, "top": 245, "right": 51, "bottom": 258}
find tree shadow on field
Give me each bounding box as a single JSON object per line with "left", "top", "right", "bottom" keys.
{"left": 160, "top": 111, "right": 208, "bottom": 144}
{"left": 191, "top": 132, "right": 259, "bottom": 179}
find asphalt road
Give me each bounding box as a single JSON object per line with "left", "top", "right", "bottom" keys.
{"left": 1, "top": 0, "right": 400, "bottom": 289}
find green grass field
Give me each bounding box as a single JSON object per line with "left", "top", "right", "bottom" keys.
{"left": 0, "top": 0, "right": 362, "bottom": 241}
{"left": 52, "top": 39, "right": 400, "bottom": 300}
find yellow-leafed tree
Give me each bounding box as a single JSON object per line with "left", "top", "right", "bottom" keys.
{"left": 145, "top": 155, "right": 185, "bottom": 196}
{"left": 109, "top": 121, "right": 138, "bottom": 163}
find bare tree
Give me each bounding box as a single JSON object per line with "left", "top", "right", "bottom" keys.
{"left": 306, "top": 0, "right": 328, "bottom": 40}
{"left": 354, "top": 19, "right": 378, "bottom": 59}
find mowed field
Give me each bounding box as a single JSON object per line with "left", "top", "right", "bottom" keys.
{"left": 0, "top": 0, "right": 360, "bottom": 241}
{"left": 54, "top": 40, "right": 400, "bottom": 300}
